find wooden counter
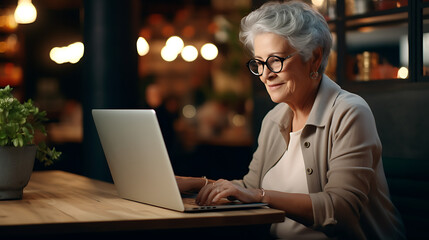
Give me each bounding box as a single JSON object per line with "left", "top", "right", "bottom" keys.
{"left": 0, "top": 170, "right": 284, "bottom": 238}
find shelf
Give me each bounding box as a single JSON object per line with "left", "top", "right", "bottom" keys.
{"left": 346, "top": 22, "right": 407, "bottom": 48}
{"left": 327, "top": 7, "right": 410, "bottom": 32}
{"left": 342, "top": 79, "right": 429, "bottom": 93}
{"left": 346, "top": 78, "right": 408, "bottom": 83}
{"left": 331, "top": 0, "right": 428, "bottom": 85}
{"left": 345, "top": 7, "right": 408, "bottom": 30}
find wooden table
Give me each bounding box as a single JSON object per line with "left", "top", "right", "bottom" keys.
{"left": 0, "top": 171, "right": 284, "bottom": 238}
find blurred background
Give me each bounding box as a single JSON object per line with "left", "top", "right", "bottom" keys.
{"left": 0, "top": 0, "right": 427, "bottom": 182}
{"left": 0, "top": 0, "right": 266, "bottom": 182}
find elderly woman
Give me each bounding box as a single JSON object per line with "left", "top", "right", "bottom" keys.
{"left": 176, "top": 1, "right": 405, "bottom": 239}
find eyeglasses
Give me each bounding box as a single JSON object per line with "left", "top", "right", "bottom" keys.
{"left": 246, "top": 53, "right": 297, "bottom": 76}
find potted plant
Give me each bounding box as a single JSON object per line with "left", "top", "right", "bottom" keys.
{"left": 0, "top": 85, "right": 61, "bottom": 200}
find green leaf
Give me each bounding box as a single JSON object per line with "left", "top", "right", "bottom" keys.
{"left": 22, "top": 126, "right": 29, "bottom": 136}
{"left": 12, "top": 138, "right": 19, "bottom": 147}
{"left": 18, "top": 135, "right": 23, "bottom": 147}
{"left": 0, "top": 131, "right": 6, "bottom": 139}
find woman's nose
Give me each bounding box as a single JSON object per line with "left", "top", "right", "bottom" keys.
{"left": 260, "top": 69, "right": 276, "bottom": 83}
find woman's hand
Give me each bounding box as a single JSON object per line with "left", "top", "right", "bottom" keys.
{"left": 175, "top": 176, "right": 207, "bottom": 194}
{"left": 195, "top": 179, "right": 263, "bottom": 205}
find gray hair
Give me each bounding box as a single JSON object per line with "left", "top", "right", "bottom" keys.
{"left": 239, "top": 1, "right": 332, "bottom": 74}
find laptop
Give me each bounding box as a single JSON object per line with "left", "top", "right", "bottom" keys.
{"left": 92, "top": 109, "right": 267, "bottom": 212}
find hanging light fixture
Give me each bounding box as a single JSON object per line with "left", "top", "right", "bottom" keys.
{"left": 14, "top": 0, "right": 37, "bottom": 24}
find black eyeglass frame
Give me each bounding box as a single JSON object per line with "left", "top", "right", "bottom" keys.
{"left": 246, "top": 52, "right": 297, "bottom": 76}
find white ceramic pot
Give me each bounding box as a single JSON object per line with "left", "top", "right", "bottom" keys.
{"left": 0, "top": 145, "right": 37, "bottom": 200}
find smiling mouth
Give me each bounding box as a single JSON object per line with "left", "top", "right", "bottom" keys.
{"left": 267, "top": 82, "right": 284, "bottom": 88}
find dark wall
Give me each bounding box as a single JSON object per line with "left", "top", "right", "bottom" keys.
{"left": 357, "top": 84, "right": 429, "bottom": 160}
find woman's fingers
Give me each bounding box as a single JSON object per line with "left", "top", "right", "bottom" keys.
{"left": 196, "top": 179, "right": 236, "bottom": 205}
{"left": 196, "top": 182, "right": 214, "bottom": 205}
{"left": 205, "top": 185, "right": 221, "bottom": 205}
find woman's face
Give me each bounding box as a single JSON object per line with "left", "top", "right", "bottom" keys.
{"left": 253, "top": 32, "right": 320, "bottom": 106}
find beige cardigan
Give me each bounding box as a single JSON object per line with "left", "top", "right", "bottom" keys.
{"left": 233, "top": 75, "right": 406, "bottom": 239}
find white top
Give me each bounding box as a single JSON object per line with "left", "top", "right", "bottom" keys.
{"left": 262, "top": 129, "right": 330, "bottom": 239}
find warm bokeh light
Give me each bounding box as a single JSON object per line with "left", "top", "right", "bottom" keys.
{"left": 182, "top": 25, "right": 195, "bottom": 38}
{"left": 50, "top": 42, "right": 84, "bottom": 64}
{"left": 14, "top": 0, "right": 37, "bottom": 24}
{"left": 200, "top": 43, "right": 218, "bottom": 61}
{"left": 137, "top": 37, "right": 149, "bottom": 56}
{"left": 311, "top": 0, "right": 324, "bottom": 8}
{"left": 160, "top": 37, "right": 218, "bottom": 62}
{"left": 232, "top": 114, "right": 246, "bottom": 127}
{"left": 0, "top": 11, "right": 18, "bottom": 30}
{"left": 182, "top": 104, "right": 196, "bottom": 119}
{"left": 161, "top": 45, "right": 178, "bottom": 62}
{"left": 68, "top": 42, "right": 84, "bottom": 63}
{"left": 181, "top": 45, "right": 198, "bottom": 62}
{"left": 0, "top": 42, "right": 6, "bottom": 53}
{"left": 0, "top": 34, "right": 17, "bottom": 54}
{"left": 162, "top": 25, "right": 175, "bottom": 38}
{"left": 166, "top": 36, "right": 184, "bottom": 55}
{"left": 397, "top": 67, "right": 408, "bottom": 79}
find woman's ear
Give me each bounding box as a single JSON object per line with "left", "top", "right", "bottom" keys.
{"left": 311, "top": 47, "right": 323, "bottom": 73}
